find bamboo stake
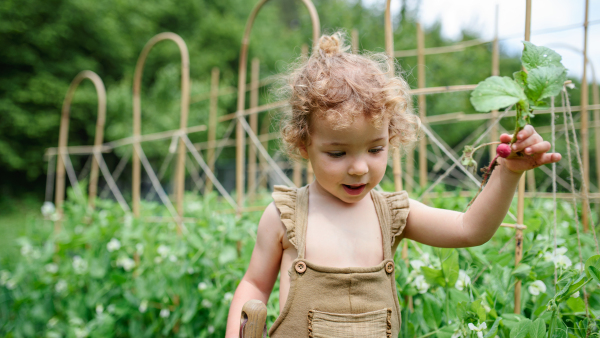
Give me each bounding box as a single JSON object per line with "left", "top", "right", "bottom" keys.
{"left": 132, "top": 33, "right": 190, "bottom": 227}
{"left": 581, "top": 0, "right": 590, "bottom": 232}
{"left": 55, "top": 71, "right": 106, "bottom": 232}
{"left": 417, "top": 23, "right": 427, "bottom": 188}
{"left": 385, "top": 0, "right": 403, "bottom": 193}
{"left": 515, "top": 0, "right": 531, "bottom": 314}
{"left": 351, "top": 28, "right": 359, "bottom": 54}
{"left": 205, "top": 68, "right": 220, "bottom": 195}
{"left": 490, "top": 6, "right": 500, "bottom": 161}
{"left": 248, "top": 58, "right": 260, "bottom": 199}
{"left": 593, "top": 80, "right": 599, "bottom": 209}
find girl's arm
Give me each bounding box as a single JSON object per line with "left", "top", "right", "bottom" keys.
{"left": 225, "top": 202, "right": 284, "bottom": 337}
{"left": 400, "top": 125, "right": 561, "bottom": 248}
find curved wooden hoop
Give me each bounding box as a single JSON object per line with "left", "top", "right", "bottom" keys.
{"left": 131, "top": 32, "right": 190, "bottom": 222}
{"left": 55, "top": 71, "right": 106, "bottom": 216}
{"left": 235, "top": 0, "right": 320, "bottom": 210}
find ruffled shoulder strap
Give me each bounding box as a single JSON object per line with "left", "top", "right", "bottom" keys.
{"left": 378, "top": 190, "right": 410, "bottom": 242}
{"left": 272, "top": 185, "right": 299, "bottom": 249}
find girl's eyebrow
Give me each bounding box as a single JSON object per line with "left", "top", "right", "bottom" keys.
{"left": 324, "top": 137, "right": 385, "bottom": 146}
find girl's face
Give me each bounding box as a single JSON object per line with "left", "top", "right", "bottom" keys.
{"left": 300, "top": 114, "right": 389, "bottom": 204}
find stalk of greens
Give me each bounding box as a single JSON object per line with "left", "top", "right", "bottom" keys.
{"left": 470, "top": 41, "right": 567, "bottom": 145}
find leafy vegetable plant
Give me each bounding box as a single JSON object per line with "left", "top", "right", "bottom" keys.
{"left": 461, "top": 42, "right": 567, "bottom": 205}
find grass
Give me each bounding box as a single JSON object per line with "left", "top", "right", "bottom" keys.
{"left": 0, "top": 195, "right": 43, "bottom": 262}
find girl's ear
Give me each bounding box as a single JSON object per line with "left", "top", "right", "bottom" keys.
{"left": 299, "top": 141, "right": 309, "bottom": 160}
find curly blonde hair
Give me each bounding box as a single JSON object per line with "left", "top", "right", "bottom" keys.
{"left": 278, "top": 32, "right": 420, "bottom": 160}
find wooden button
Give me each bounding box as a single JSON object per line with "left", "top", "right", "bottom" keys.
{"left": 295, "top": 261, "right": 307, "bottom": 273}
{"left": 385, "top": 261, "right": 395, "bottom": 274}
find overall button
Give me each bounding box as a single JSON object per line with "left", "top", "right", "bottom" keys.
{"left": 295, "top": 261, "right": 307, "bottom": 273}
{"left": 385, "top": 261, "right": 394, "bottom": 274}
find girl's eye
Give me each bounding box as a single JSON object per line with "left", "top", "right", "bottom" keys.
{"left": 327, "top": 152, "right": 345, "bottom": 158}
{"left": 369, "top": 147, "right": 384, "bottom": 154}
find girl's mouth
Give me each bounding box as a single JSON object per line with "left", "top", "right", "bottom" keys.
{"left": 342, "top": 184, "right": 366, "bottom": 196}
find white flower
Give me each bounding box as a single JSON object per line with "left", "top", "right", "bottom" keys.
{"left": 116, "top": 256, "right": 136, "bottom": 272}
{"left": 468, "top": 322, "right": 487, "bottom": 338}
{"left": 74, "top": 327, "right": 89, "bottom": 338}
{"left": 136, "top": 243, "right": 144, "bottom": 254}
{"left": 55, "top": 279, "right": 68, "bottom": 293}
{"left": 20, "top": 243, "right": 33, "bottom": 257}
{"left": 208, "top": 326, "right": 215, "bottom": 334}
{"left": 556, "top": 247, "right": 568, "bottom": 255}
{"left": 47, "top": 317, "right": 59, "bottom": 328}
{"left": 224, "top": 292, "right": 233, "bottom": 302}
{"left": 96, "top": 304, "right": 104, "bottom": 315}
{"left": 107, "top": 238, "right": 121, "bottom": 252}
{"left": 107, "top": 304, "right": 116, "bottom": 313}
{"left": 72, "top": 256, "right": 87, "bottom": 274}
{"left": 571, "top": 291, "right": 580, "bottom": 298}
{"left": 41, "top": 202, "right": 56, "bottom": 217}
{"left": 414, "top": 275, "right": 430, "bottom": 294}
{"left": 69, "top": 317, "right": 84, "bottom": 326}
{"left": 50, "top": 212, "right": 61, "bottom": 221}
{"left": 0, "top": 270, "right": 10, "bottom": 286}
{"left": 5, "top": 279, "right": 16, "bottom": 290}
{"left": 574, "top": 262, "right": 584, "bottom": 271}
{"left": 410, "top": 260, "right": 426, "bottom": 270}
{"left": 553, "top": 255, "right": 572, "bottom": 269}
{"left": 455, "top": 270, "right": 471, "bottom": 291}
{"left": 483, "top": 304, "right": 491, "bottom": 313}
{"left": 160, "top": 309, "right": 170, "bottom": 318}
{"left": 201, "top": 299, "right": 212, "bottom": 308}
{"left": 124, "top": 214, "right": 133, "bottom": 228}
{"left": 198, "top": 282, "right": 208, "bottom": 291}
{"left": 528, "top": 280, "right": 547, "bottom": 296}
{"left": 139, "top": 300, "right": 148, "bottom": 313}
{"left": 169, "top": 255, "right": 177, "bottom": 262}
{"left": 45, "top": 263, "right": 59, "bottom": 274}
{"left": 187, "top": 267, "right": 195, "bottom": 274}
{"left": 154, "top": 257, "right": 162, "bottom": 264}
{"left": 451, "top": 328, "right": 463, "bottom": 338}
{"left": 157, "top": 245, "right": 169, "bottom": 258}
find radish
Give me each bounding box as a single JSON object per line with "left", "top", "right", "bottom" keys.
{"left": 496, "top": 143, "right": 511, "bottom": 158}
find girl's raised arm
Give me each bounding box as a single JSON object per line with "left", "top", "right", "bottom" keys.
{"left": 225, "top": 202, "right": 285, "bottom": 337}
{"left": 399, "top": 125, "right": 561, "bottom": 249}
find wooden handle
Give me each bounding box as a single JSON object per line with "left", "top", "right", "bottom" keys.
{"left": 240, "top": 300, "right": 267, "bottom": 338}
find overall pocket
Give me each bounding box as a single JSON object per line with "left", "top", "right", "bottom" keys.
{"left": 308, "top": 308, "right": 392, "bottom": 338}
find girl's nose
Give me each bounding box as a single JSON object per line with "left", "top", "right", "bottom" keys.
{"left": 348, "top": 157, "right": 369, "bottom": 176}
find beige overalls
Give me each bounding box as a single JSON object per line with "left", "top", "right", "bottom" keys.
{"left": 269, "top": 185, "right": 410, "bottom": 338}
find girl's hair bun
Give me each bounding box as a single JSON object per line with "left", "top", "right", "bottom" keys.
{"left": 317, "top": 33, "right": 344, "bottom": 57}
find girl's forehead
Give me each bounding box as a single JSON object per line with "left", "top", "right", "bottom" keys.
{"left": 311, "top": 114, "right": 389, "bottom": 144}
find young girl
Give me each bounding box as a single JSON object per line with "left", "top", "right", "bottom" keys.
{"left": 225, "top": 33, "right": 561, "bottom": 337}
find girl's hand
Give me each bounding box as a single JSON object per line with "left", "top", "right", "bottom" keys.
{"left": 499, "top": 125, "right": 562, "bottom": 174}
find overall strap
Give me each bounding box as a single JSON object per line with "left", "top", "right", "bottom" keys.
{"left": 371, "top": 190, "right": 394, "bottom": 261}
{"left": 295, "top": 185, "right": 310, "bottom": 259}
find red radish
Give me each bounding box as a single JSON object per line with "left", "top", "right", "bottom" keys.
{"left": 496, "top": 143, "right": 511, "bottom": 158}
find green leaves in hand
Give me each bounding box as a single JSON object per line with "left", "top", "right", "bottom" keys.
{"left": 470, "top": 76, "right": 526, "bottom": 112}
{"left": 521, "top": 41, "right": 564, "bottom": 71}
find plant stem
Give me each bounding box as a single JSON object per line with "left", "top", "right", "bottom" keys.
{"left": 511, "top": 105, "right": 522, "bottom": 144}
{"left": 548, "top": 308, "right": 557, "bottom": 338}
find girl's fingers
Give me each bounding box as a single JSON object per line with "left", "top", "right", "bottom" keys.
{"left": 499, "top": 134, "right": 512, "bottom": 143}
{"left": 524, "top": 141, "right": 551, "bottom": 155}
{"left": 536, "top": 152, "right": 562, "bottom": 165}
{"left": 512, "top": 133, "right": 543, "bottom": 152}
{"left": 516, "top": 125, "right": 536, "bottom": 140}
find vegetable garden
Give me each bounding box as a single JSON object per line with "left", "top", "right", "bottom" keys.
{"left": 1, "top": 0, "right": 600, "bottom": 337}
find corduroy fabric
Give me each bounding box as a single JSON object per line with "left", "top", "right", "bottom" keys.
{"left": 269, "top": 185, "right": 410, "bottom": 337}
